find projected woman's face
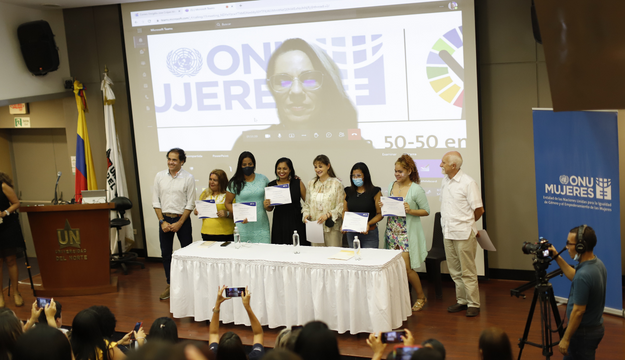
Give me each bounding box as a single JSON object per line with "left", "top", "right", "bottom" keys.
{"left": 272, "top": 50, "right": 321, "bottom": 124}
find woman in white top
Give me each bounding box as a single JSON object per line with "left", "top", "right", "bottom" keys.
{"left": 302, "top": 155, "right": 344, "bottom": 247}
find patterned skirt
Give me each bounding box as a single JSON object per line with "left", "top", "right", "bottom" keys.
{"left": 384, "top": 216, "right": 409, "bottom": 251}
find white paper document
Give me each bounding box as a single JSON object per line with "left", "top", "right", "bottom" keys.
{"left": 264, "top": 184, "right": 292, "bottom": 206}
{"left": 196, "top": 200, "right": 218, "bottom": 219}
{"left": 233, "top": 202, "right": 257, "bottom": 223}
{"left": 328, "top": 250, "right": 355, "bottom": 261}
{"left": 305, "top": 221, "right": 325, "bottom": 244}
{"left": 341, "top": 212, "right": 369, "bottom": 233}
{"left": 200, "top": 241, "right": 216, "bottom": 248}
{"left": 477, "top": 230, "right": 496, "bottom": 251}
{"left": 381, "top": 197, "right": 406, "bottom": 217}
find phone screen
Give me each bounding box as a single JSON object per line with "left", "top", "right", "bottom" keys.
{"left": 37, "top": 297, "right": 52, "bottom": 308}
{"left": 133, "top": 322, "right": 142, "bottom": 332}
{"left": 225, "top": 287, "right": 246, "bottom": 297}
{"left": 395, "top": 346, "right": 421, "bottom": 360}
{"left": 381, "top": 330, "right": 406, "bottom": 343}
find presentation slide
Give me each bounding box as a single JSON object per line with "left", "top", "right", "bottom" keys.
{"left": 121, "top": 0, "right": 483, "bottom": 272}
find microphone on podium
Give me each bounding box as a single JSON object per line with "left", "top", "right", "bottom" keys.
{"left": 53, "top": 171, "right": 61, "bottom": 205}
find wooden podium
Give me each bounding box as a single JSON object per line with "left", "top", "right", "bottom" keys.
{"left": 21, "top": 203, "right": 118, "bottom": 297}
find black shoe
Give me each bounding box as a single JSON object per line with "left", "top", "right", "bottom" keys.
{"left": 466, "top": 307, "right": 480, "bottom": 317}
{"left": 447, "top": 303, "right": 468, "bottom": 313}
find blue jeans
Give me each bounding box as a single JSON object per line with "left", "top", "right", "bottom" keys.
{"left": 563, "top": 324, "right": 604, "bottom": 360}
{"left": 159, "top": 215, "right": 193, "bottom": 284}
{"left": 346, "top": 227, "right": 379, "bottom": 248}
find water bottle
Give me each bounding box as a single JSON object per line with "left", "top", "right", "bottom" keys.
{"left": 353, "top": 236, "right": 361, "bottom": 260}
{"left": 293, "top": 230, "right": 300, "bottom": 254}
{"left": 234, "top": 226, "right": 241, "bottom": 249}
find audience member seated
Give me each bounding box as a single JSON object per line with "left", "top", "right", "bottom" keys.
{"left": 274, "top": 327, "right": 301, "bottom": 351}
{"left": 0, "top": 308, "right": 23, "bottom": 360}
{"left": 70, "top": 309, "right": 126, "bottom": 360}
{"left": 262, "top": 349, "right": 302, "bottom": 360}
{"left": 13, "top": 325, "right": 72, "bottom": 360}
{"left": 411, "top": 347, "right": 444, "bottom": 360}
{"left": 478, "top": 327, "right": 513, "bottom": 360}
{"left": 148, "top": 317, "right": 179, "bottom": 344}
{"left": 36, "top": 300, "right": 66, "bottom": 333}
{"left": 293, "top": 321, "right": 341, "bottom": 360}
{"left": 208, "top": 285, "right": 264, "bottom": 360}
{"left": 421, "top": 339, "right": 446, "bottom": 359}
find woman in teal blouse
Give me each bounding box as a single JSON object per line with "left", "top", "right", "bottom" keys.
{"left": 225, "top": 151, "right": 270, "bottom": 243}
{"left": 383, "top": 154, "right": 430, "bottom": 311}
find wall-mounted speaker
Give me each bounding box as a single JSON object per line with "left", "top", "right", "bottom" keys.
{"left": 17, "top": 20, "right": 60, "bottom": 76}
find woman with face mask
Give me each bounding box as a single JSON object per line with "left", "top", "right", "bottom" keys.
{"left": 342, "top": 163, "right": 382, "bottom": 249}
{"left": 381, "top": 154, "right": 430, "bottom": 312}
{"left": 225, "top": 152, "right": 270, "bottom": 243}
{"left": 302, "top": 155, "right": 344, "bottom": 247}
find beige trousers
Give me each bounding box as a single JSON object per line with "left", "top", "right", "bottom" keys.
{"left": 444, "top": 231, "right": 480, "bottom": 308}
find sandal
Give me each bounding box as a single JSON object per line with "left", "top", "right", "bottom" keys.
{"left": 412, "top": 297, "right": 427, "bottom": 312}
{"left": 14, "top": 292, "right": 24, "bottom": 307}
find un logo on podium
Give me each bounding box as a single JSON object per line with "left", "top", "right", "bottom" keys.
{"left": 57, "top": 219, "right": 81, "bottom": 249}
{"left": 166, "top": 48, "right": 203, "bottom": 77}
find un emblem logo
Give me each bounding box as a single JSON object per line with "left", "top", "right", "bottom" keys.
{"left": 166, "top": 48, "right": 202, "bottom": 77}
{"left": 559, "top": 175, "right": 569, "bottom": 185}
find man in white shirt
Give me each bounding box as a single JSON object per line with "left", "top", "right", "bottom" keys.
{"left": 439, "top": 151, "right": 484, "bottom": 317}
{"left": 153, "top": 148, "right": 196, "bottom": 300}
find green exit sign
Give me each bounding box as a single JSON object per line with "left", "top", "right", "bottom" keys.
{"left": 14, "top": 117, "right": 30, "bottom": 128}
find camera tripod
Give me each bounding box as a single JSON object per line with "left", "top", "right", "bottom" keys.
{"left": 512, "top": 262, "right": 565, "bottom": 359}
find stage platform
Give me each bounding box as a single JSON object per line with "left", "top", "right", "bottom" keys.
{"left": 4, "top": 260, "right": 623, "bottom": 360}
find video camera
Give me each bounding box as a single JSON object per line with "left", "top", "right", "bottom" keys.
{"left": 521, "top": 238, "right": 552, "bottom": 259}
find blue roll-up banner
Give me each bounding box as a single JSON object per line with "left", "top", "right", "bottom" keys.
{"left": 533, "top": 109, "right": 623, "bottom": 316}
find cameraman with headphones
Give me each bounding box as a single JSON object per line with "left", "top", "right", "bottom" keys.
{"left": 548, "top": 225, "right": 607, "bottom": 360}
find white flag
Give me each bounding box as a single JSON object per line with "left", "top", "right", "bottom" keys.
{"left": 102, "top": 73, "right": 135, "bottom": 253}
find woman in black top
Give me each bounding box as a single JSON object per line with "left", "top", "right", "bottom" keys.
{"left": 342, "top": 163, "right": 382, "bottom": 248}
{"left": 0, "top": 172, "right": 25, "bottom": 308}
{"left": 263, "top": 158, "right": 308, "bottom": 245}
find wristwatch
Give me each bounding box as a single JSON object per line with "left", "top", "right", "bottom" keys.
{"left": 159, "top": 219, "right": 165, "bottom": 225}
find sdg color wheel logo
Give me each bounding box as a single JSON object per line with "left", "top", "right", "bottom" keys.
{"left": 426, "top": 27, "right": 464, "bottom": 107}
{"left": 166, "top": 48, "right": 203, "bottom": 77}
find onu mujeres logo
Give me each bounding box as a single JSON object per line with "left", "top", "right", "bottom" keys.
{"left": 544, "top": 175, "right": 611, "bottom": 200}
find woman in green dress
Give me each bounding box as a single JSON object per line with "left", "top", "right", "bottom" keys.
{"left": 225, "top": 151, "right": 270, "bottom": 243}
{"left": 382, "top": 154, "right": 430, "bottom": 311}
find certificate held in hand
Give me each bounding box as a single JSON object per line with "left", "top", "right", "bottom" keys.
{"left": 264, "top": 184, "right": 292, "bottom": 206}
{"left": 381, "top": 197, "right": 406, "bottom": 217}
{"left": 341, "top": 212, "right": 369, "bottom": 233}
{"left": 196, "top": 200, "right": 218, "bottom": 218}
{"left": 233, "top": 202, "right": 257, "bottom": 223}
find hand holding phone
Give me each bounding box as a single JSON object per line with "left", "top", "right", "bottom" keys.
{"left": 132, "top": 321, "right": 143, "bottom": 340}
{"left": 381, "top": 330, "right": 406, "bottom": 343}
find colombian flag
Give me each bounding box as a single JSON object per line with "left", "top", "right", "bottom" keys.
{"left": 74, "top": 80, "right": 98, "bottom": 203}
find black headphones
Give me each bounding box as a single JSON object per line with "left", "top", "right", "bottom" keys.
{"left": 576, "top": 224, "right": 588, "bottom": 254}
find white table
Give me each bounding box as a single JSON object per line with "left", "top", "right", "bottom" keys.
{"left": 170, "top": 242, "right": 411, "bottom": 334}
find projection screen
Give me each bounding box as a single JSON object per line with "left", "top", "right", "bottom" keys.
{"left": 121, "top": 0, "right": 483, "bottom": 273}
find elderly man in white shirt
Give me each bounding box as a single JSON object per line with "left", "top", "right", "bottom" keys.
{"left": 153, "top": 148, "right": 196, "bottom": 300}
{"left": 439, "top": 151, "right": 484, "bottom": 317}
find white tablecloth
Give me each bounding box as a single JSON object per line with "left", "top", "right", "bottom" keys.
{"left": 170, "top": 242, "right": 411, "bottom": 334}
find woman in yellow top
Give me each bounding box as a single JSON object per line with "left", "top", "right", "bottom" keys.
{"left": 194, "top": 169, "right": 235, "bottom": 241}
